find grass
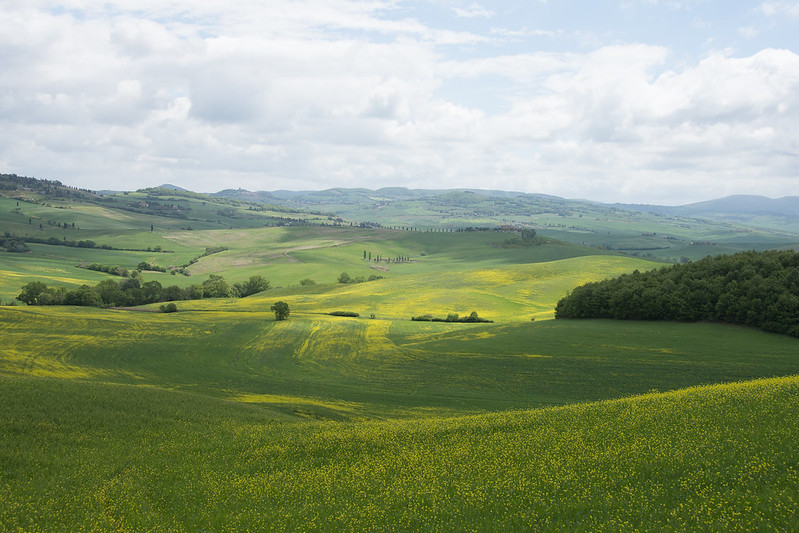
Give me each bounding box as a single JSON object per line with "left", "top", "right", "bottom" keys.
{"left": 2, "top": 371, "right": 797, "bottom": 530}
{"left": 3, "top": 304, "right": 799, "bottom": 419}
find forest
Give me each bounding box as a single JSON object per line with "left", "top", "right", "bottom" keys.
{"left": 555, "top": 250, "right": 799, "bottom": 337}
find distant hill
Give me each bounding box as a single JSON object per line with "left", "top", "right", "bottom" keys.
{"left": 680, "top": 195, "right": 799, "bottom": 217}
{"left": 213, "top": 186, "right": 576, "bottom": 215}
{"left": 614, "top": 194, "right": 799, "bottom": 218}
{"left": 157, "top": 183, "right": 190, "bottom": 192}
{"left": 3, "top": 174, "right": 798, "bottom": 262}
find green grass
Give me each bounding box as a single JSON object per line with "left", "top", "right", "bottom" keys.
{"left": 2, "top": 371, "right": 797, "bottom": 530}
{"left": 1, "top": 221, "right": 638, "bottom": 299}
{"left": 3, "top": 305, "right": 798, "bottom": 419}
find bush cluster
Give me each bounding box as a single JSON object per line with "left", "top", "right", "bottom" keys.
{"left": 411, "top": 312, "right": 492, "bottom": 323}
{"left": 79, "top": 263, "right": 130, "bottom": 277}
{"left": 338, "top": 272, "right": 384, "bottom": 284}
{"left": 137, "top": 261, "right": 167, "bottom": 272}
{"left": 0, "top": 233, "right": 30, "bottom": 253}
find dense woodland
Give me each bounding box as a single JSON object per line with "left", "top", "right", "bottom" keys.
{"left": 555, "top": 250, "right": 799, "bottom": 337}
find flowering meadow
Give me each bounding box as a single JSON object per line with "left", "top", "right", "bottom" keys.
{"left": 1, "top": 369, "right": 797, "bottom": 531}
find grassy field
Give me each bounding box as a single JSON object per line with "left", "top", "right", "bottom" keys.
{"left": 3, "top": 302, "right": 799, "bottom": 420}
{"left": 2, "top": 185, "right": 799, "bottom": 530}
{"left": 2, "top": 369, "right": 797, "bottom": 530}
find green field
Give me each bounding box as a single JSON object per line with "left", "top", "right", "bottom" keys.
{"left": 2, "top": 367, "right": 798, "bottom": 530}
{"left": 2, "top": 181, "right": 799, "bottom": 530}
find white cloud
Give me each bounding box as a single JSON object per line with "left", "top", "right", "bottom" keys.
{"left": 759, "top": 1, "right": 799, "bottom": 17}
{"left": 453, "top": 3, "right": 494, "bottom": 18}
{"left": 0, "top": 1, "right": 797, "bottom": 203}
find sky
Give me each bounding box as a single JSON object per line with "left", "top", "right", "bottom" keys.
{"left": 1, "top": 1, "right": 798, "bottom": 204}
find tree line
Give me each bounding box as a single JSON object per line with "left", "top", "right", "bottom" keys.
{"left": 17, "top": 274, "right": 270, "bottom": 308}
{"left": 555, "top": 250, "right": 799, "bottom": 337}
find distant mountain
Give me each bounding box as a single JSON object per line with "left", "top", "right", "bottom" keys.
{"left": 613, "top": 194, "right": 799, "bottom": 227}
{"left": 213, "top": 186, "right": 554, "bottom": 206}
{"left": 215, "top": 188, "right": 280, "bottom": 202}
{"left": 680, "top": 195, "right": 799, "bottom": 217}
{"left": 157, "top": 183, "right": 190, "bottom": 192}
{"left": 616, "top": 195, "right": 799, "bottom": 233}
{"left": 618, "top": 195, "right": 799, "bottom": 218}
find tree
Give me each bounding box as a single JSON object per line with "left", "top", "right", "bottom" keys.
{"left": 202, "top": 274, "right": 233, "bottom": 298}
{"left": 271, "top": 301, "right": 290, "bottom": 321}
{"left": 338, "top": 272, "right": 351, "bottom": 284}
{"left": 63, "top": 285, "right": 101, "bottom": 307}
{"left": 299, "top": 278, "right": 316, "bottom": 286}
{"left": 18, "top": 281, "right": 48, "bottom": 305}
{"left": 95, "top": 279, "right": 124, "bottom": 307}
{"left": 141, "top": 280, "right": 164, "bottom": 304}
{"left": 234, "top": 275, "right": 271, "bottom": 297}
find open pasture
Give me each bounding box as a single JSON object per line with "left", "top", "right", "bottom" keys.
{"left": 3, "top": 299, "right": 798, "bottom": 419}
{"left": 1, "top": 222, "right": 618, "bottom": 298}
{"left": 2, "top": 368, "right": 797, "bottom": 531}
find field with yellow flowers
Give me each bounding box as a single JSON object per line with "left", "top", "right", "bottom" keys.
{"left": 2, "top": 364, "right": 798, "bottom": 530}
{"left": 3, "top": 201, "right": 799, "bottom": 529}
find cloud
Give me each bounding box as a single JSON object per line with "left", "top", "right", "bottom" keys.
{"left": 759, "top": 1, "right": 799, "bottom": 17}
{"left": 453, "top": 3, "right": 494, "bottom": 18}
{"left": 0, "top": 1, "right": 797, "bottom": 204}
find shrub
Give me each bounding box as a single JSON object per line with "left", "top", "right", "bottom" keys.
{"left": 160, "top": 302, "right": 178, "bottom": 313}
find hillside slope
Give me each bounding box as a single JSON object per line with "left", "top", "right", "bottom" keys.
{"left": 2, "top": 372, "right": 797, "bottom": 530}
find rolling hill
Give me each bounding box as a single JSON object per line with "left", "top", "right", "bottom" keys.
{"left": 214, "top": 185, "right": 799, "bottom": 261}
{"left": 2, "top": 173, "right": 799, "bottom": 530}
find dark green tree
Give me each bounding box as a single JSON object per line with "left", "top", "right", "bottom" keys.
{"left": 234, "top": 275, "right": 271, "bottom": 297}
{"left": 18, "top": 281, "right": 48, "bottom": 305}
{"left": 141, "top": 280, "right": 164, "bottom": 304}
{"left": 202, "top": 274, "right": 233, "bottom": 298}
{"left": 271, "top": 301, "right": 290, "bottom": 321}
